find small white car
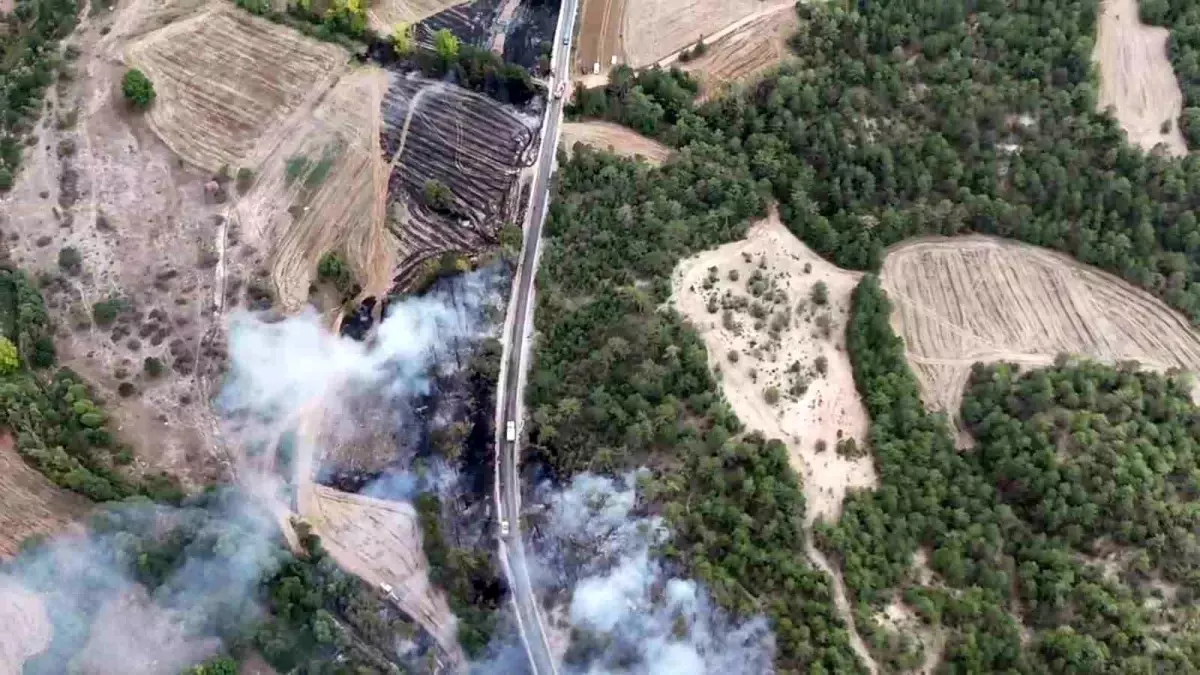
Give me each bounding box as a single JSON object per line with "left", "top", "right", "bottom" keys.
{"left": 499, "top": 519, "right": 510, "bottom": 537}
{"left": 506, "top": 420, "right": 516, "bottom": 442}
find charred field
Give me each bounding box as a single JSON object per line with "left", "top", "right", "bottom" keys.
{"left": 502, "top": 0, "right": 560, "bottom": 70}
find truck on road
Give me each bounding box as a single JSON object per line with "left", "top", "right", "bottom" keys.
{"left": 506, "top": 420, "right": 516, "bottom": 441}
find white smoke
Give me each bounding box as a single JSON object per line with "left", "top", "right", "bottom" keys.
{"left": 477, "top": 473, "right": 776, "bottom": 675}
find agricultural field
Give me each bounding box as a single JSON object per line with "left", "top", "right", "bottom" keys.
{"left": 1093, "top": 0, "right": 1187, "bottom": 156}
{"left": 575, "top": 0, "right": 625, "bottom": 73}
{"left": 559, "top": 121, "right": 669, "bottom": 165}
{"left": 676, "top": 7, "right": 798, "bottom": 98}
{"left": 880, "top": 236, "right": 1200, "bottom": 417}
{"left": 621, "top": 0, "right": 770, "bottom": 68}
{"left": 126, "top": 6, "right": 347, "bottom": 172}
{"left": 380, "top": 76, "right": 537, "bottom": 289}
{"left": 0, "top": 434, "right": 89, "bottom": 559}
{"left": 367, "top": 0, "right": 465, "bottom": 36}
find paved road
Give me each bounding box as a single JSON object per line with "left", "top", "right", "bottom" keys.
{"left": 493, "top": 0, "right": 577, "bottom": 673}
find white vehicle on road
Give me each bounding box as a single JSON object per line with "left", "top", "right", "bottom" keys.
{"left": 499, "top": 519, "right": 510, "bottom": 537}
{"left": 554, "top": 82, "right": 566, "bottom": 100}
{"left": 506, "top": 420, "right": 516, "bottom": 441}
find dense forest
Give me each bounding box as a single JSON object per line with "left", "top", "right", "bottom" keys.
{"left": 540, "top": 0, "right": 1200, "bottom": 671}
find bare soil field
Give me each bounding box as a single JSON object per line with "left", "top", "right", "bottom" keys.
{"left": 1093, "top": 0, "right": 1188, "bottom": 156}
{"left": 0, "top": 434, "right": 90, "bottom": 559}
{"left": 234, "top": 66, "right": 395, "bottom": 310}
{"left": 575, "top": 0, "right": 625, "bottom": 73}
{"left": 0, "top": 579, "right": 51, "bottom": 675}
{"left": 676, "top": 7, "right": 798, "bottom": 98}
{"left": 367, "top": 0, "right": 465, "bottom": 36}
{"left": 559, "top": 121, "right": 670, "bottom": 164}
{"left": 3, "top": 1, "right": 249, "bottom": 484}
{"left": 381, "top": 76, "right": 537, "bottom": 289}
{"left": 880, "top": 236, "right": 1200, "bottom": 417}
{"left": 673, "top": 210, "right": 879, "bottom": 673}
{"left": 126, "top": 6, "right": 347, "bottom": 172}
{"left": 622, "top": 0, "right": 769, "bottom": 68}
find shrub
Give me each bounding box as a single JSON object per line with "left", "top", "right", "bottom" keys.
{"left": 117, "top": 381, "right": 137, "bottom": 397}
{"left": 727, "top": 350, "right": 739, "bottom": 363}
{"left": 122, "top": 68, "right": 156, "bottom": 109}
{"left": 763, "top": 386, "right": 780, "bottom": 405}
{"left": 236, "top": 167, "right": 255, "bottom": 194}
{"left": 93, "top": 297, "right": 124, "bottom": 326}
{"left": 143, "top": 357, "right": 164, "bottom": 378}
{"left": 814, "top": 355, "right": 828, "bottom": 376}
{"left": 811, "top": 281, "right": 828, "bottom": 305}
{"left": 58, "top": 247, "right": 82, "bottom": 275}
{"left": 0, "top": 338, "right": 20, "bottom": 375}
{"left": 423, "top": 179, "right": 452, "bottom": 211}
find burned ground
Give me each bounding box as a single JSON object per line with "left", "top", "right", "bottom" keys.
{"left": 500, "top": 0, "right": 558, "bottom": 70}
{"left": 380, "top": 75, "right": 537, "bottom": 289}
{"left": 416, "top": 0, "right": 503, "bottom": 47}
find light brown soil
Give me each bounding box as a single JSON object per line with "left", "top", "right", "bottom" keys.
{"left": 0, "top": 0, "right": 14, "bottom": 14}
{"left": 1093, "top": 0, "right": 1188, "bottom": 156}
{"left": 575, "top": 0, "right": 626, "bottom": 74}
{"left": 872, "top": 599, "right": 944, "bottom": 675}
{"left": 622, "top": 0, "right": 762, "bottom": 68}
{"left": 0, "top": 434, "right": 90, "bottom": 559}
{"left": 559, "top": 121, "right": 670, "bottom": 165}
{"left": 126, "top": 6, "right": 348, "bottom": 172}
{"left": 367, "top": 0, "right": 465, "bottom": 35}
{"left": 673, "top": 212, "right": 880, "bottom": 673}
{"left": 676, "top": 7, "right": 798, "bottom": 99}
{"left": 4, "top": 0, "right": 236, "bottom": 484}
{"left": 880, "top": 236, "right": 1200, "bottom": 418}
{"left": 234, "top": 66, "right": 395, "bottom": 311}
{"left": 0, "top": 579, "right": 52, "bottom": 675}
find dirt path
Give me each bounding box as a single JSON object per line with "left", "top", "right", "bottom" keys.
{"left": 655, "top": 0, "right": 796, "bottom": 68}
{"left": 1093, "top": 0, "right": 1188, "bottom": 156}
{"left": 806, "top": 541, "right": 880, "bottom": 674}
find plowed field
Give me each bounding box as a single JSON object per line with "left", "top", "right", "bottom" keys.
{"left": 126, "top": 7, "right": 346, "bottom": 172}
{"left": 881, "top": 237, "right": 1200, "bottom": 416}
{"left": 622, "top": 0, "right": 761, "bottom": 67}
{"left": 367, "top": 0, "right": 465, "bottom": 35}
{"left": 560, "top": 121, "right": 670, "bottom": 164}
{"left": 678, "top": 8, "right": 798, "bottom": 97}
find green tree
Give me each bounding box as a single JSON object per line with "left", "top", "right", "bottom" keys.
{"left": 810, "top": 281, "right": 828, "bottom": 306}
{"left": 434, "top": 28, "right": 460, "bottom": 62}
{"left": 391, "top": 22, "right": 415, "bottom": 56}
{"left": 122, "top": 69, "right": 156, "bottom": 109}
{"left": 0, "top": 337, "right": 20, "bottom": 375}
{"left": 423, "top": 179, "right": 453, "bottom": 211}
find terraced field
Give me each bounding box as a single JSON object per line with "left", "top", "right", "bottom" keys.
{"left": 678, "top": 8, "right": 798, "bottom": 98}
{"left": 380, "top": 76, "right": 537, "bottom": 288}
{"left": 881, "top": 236, "right": 1200, "bottom": 416}
{"left": 126, "top": 6, "right": 346, "bottom": 171}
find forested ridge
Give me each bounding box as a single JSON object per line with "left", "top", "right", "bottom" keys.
{"left": 540, "top": 0, "right": 1200, "bottom": 671}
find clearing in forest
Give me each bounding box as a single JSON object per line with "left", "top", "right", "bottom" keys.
{"left": 0, "top": 579, "right": 51, "bottom": 675}
{"left": 1093, "top": 0, "right": 1188, "bottom": 156}
{"left": 880, "top": 236, "right": 1200, "bottom": 417}
{"left": 126, "top": 6, "right": 347, "bottom": 172}
{"left": 623, "top": 0, "right": 787, "bottom": 68}
{"left": 672, "top": 211, "right": 878, "bottom": 672}
{"left": 0, "top": 434, "right": 89, "bottom": 559}
{"left": 559, "top": 121, "right": 670, "bottom": 165}
{"left": 675, "top": 7, "right": 798, "bottom": 98}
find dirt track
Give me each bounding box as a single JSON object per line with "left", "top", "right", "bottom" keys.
{"left": 881, "top": 236, "right": 1200, "bottom": 417}
{"left": 672, "top": 212, "right": 878, "bottom": 673}
{"left": 560, "top": 121, "right": 670, "bottom": 164}
{"left": 1093, "top": 0, "right": 1188, "bottom": 156}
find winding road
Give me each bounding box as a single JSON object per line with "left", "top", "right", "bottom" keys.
{"left": 491, "top": 0, "right": 577, "bottom": 673}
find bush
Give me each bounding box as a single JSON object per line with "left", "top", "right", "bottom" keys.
{"left": 423, "top": 179, "right": 452, "bottom": 211}
{"left": 814, "top": 355, "right": 828, "bottom": 376}
{"left": 93, "top": 297, "right": 123, "bottom": 326}
{"left": 0, "top": 338, "right": 20, "bottom": 375}
{"left": 58, "top": 247, "right": 82, "bottom": 275}
{"left": 117, "top": 381, "right": 136, "bottom": 397}
{"left": 235, "top": 167, "right": 255, "bottom": 194}
{"left": 763, "top": 386, "right": 781, "bottom": 405}
{"left": 811, "top": 281, "right": 828, "bottom": 306}
{"left": 143, "top": 356, "right": 164, "bottom": 378}
{"left": 122, "top": 68, "right": 156, "bottom": 109}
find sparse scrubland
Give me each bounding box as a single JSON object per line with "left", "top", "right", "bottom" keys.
{"left": 540, "top": 0, "right": 1200, "bottom": 671}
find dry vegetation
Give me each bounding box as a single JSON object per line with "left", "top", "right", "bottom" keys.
{"left": 126, "top": 6, "right": 347, "bottom": 172}
{"left": 1093, "top": 0, "right": 1188, "bottom": 156}
{"left": 880, "top": 236, "right": 1200, "bottom": 417}
{"left": 672, "top": 211, "right": 879, "bottom": 672}
{"left": 0, "top": 434, "right": 89, "bottom": 559}
{"left": 0, "top": 579, "right": 51, "bottom": 675}
{"left": 677, "top": 7, "right": 798, "bottom": 98}
{"left": 621, "top": 0, "right": 764, "bottom": 68}
{"left": 559, "top": 121, "right": 670, "bottom": 165}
